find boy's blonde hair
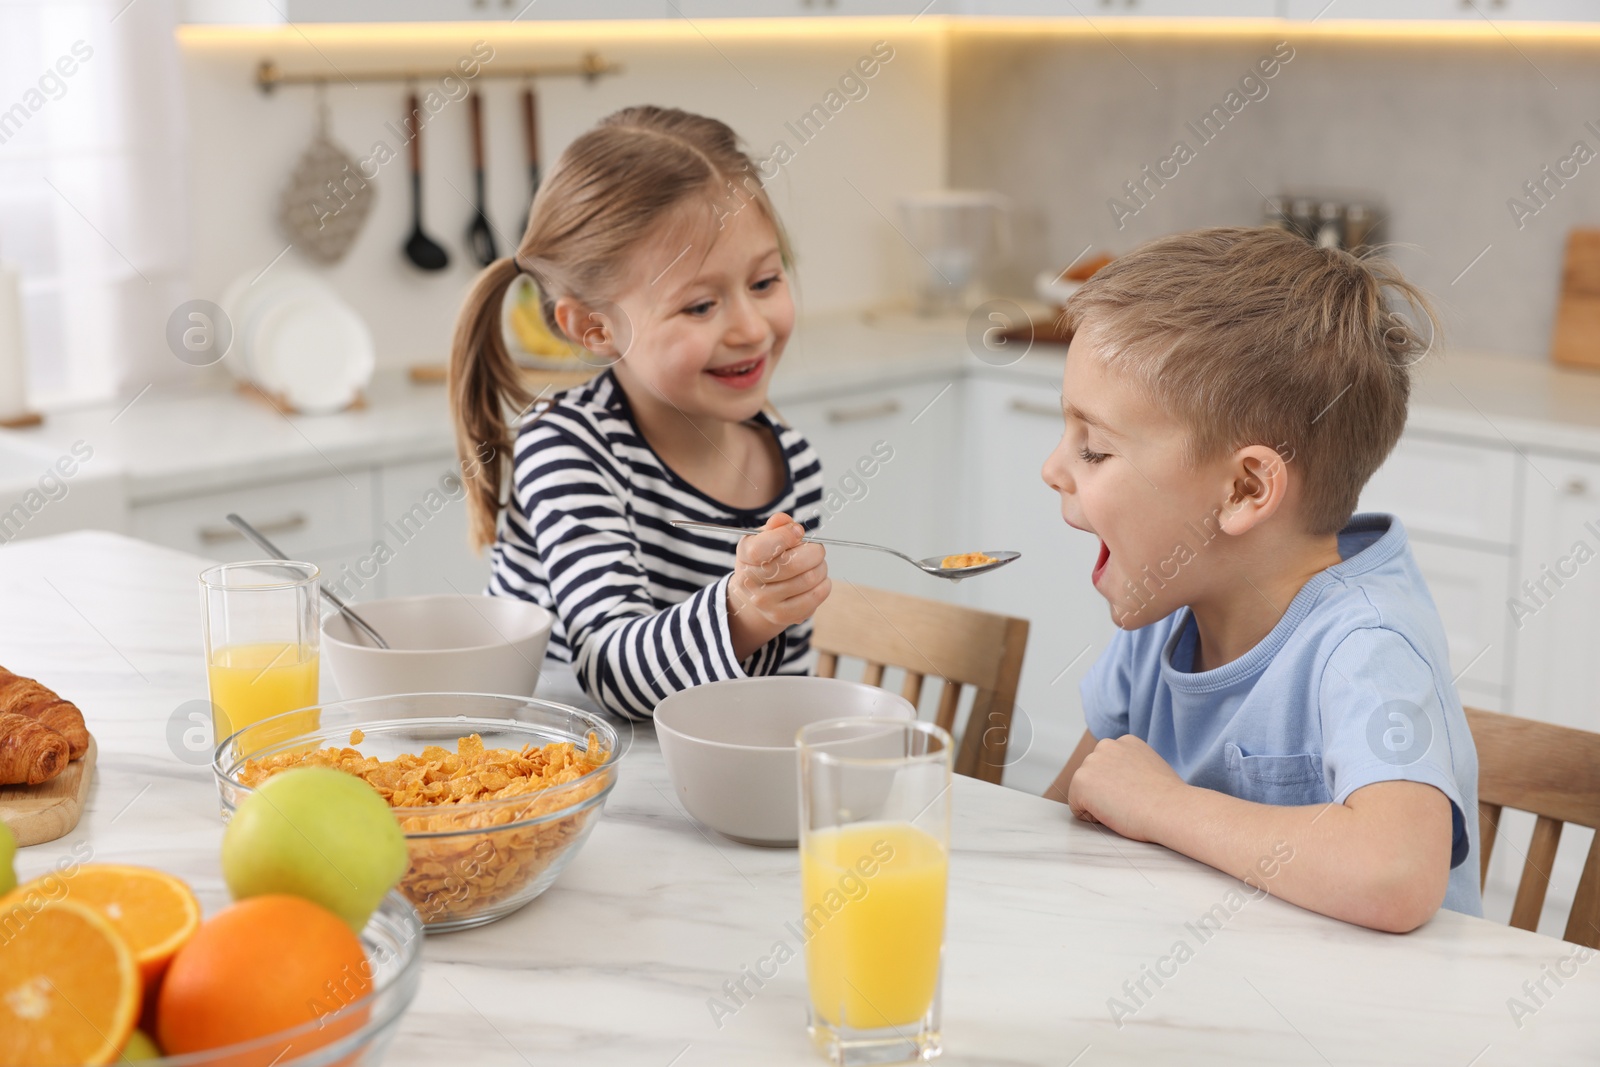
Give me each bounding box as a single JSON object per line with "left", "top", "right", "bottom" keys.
{"left": 1060, "top": 227, "right": 1434, "bottom": 535}
{"left": 450, "top": 106, "right": 791, "bottom": 550}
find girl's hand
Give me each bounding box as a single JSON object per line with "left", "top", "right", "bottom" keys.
{"left": 727, "top": 512, "right": 831, "bottom": 661}
{"left": 1066, "top": 735, "right": 1188, "bottom": 844}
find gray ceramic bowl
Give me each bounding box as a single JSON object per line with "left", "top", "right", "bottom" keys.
{"left": 654, "top": 676, "right": 915, "bottom": 846}
{"left": 322, "top": 594, "right": 552, "bottom": 700}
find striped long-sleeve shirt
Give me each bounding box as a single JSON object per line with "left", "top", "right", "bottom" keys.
{"left": 487, "top": 371, "right": 825, "bottom": 720}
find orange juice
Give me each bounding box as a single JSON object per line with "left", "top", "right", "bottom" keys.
{"left": 207, "top": 642, "right": 319, "bottom": 741}
{"left": 802, "top": 821, "right": 948, "bottom": 1029}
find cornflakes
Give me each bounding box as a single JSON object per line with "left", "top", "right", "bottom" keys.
{"left": 238, "top": 731, "right": 611, "bottom": 924}
{"left": 941, "top": 552, "right": 998, "bottom": 569}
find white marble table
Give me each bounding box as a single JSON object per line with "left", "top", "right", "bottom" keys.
{"left": 4, "top": 531, "right": 1597, "bottom": 1066}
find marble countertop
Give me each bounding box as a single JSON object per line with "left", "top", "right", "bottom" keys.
{"left": 3, "top": 530, "right": 1597, "bottom": 1065}
{"left": 4, "top": 313, "right": 1600, "bottom": 507}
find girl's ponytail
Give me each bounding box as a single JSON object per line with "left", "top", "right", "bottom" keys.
{"left": 449, "top": 255, "right": 531, "bottom": 551}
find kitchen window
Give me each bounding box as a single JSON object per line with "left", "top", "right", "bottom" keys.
{"left": 0, "top": 0, "right": 188, "bottom": 409}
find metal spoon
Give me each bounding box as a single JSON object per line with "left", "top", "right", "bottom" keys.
{"left": 670, "top": 520, "right": 1020, "bottom": 580}
{"left": 402, "top": 92, "right": 449, "bottom": 272}
{"left": 465, "top": 92, "right": 497, "bottom": 268}
{"left": 224, "top": 513, "right": 390, "bottom": 649}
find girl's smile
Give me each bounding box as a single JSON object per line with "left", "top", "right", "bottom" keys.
{"left": 705, "top": 352, "right": 769, "bottom": 390}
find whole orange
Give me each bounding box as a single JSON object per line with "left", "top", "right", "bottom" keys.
{"left": 156, "top": 894, "right": 372, "bottom": 1062}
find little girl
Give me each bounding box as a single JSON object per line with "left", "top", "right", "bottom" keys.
{"left": 449, "top": 106, "right": 830, "bottom": 721}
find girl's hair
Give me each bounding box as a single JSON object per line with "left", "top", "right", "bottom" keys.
{"left": 450, "top": 105, "right": 792, "bottom": 550}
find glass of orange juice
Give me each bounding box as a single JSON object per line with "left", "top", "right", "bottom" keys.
{"left": 199, "top": 561, "right": 321, "bottom": 750}
{"left": 797, "top": 718, "right": 952, "bottom": 1066}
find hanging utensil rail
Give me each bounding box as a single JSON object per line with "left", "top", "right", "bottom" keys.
{"left": 255, "top": 52, "right": 622, "bottom": 94}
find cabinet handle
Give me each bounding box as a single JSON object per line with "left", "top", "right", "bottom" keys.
{"left": 198, "top": 512, "right": 307, "bottom": 544}
{"left": 1563, "top": 477, "right": 1590, "bottom": 497}
{"left": 826, "top": 398, "right": 901, "bottom": 424}
{"left": 1008, "top": 397, "right": 1061, "bottom": 420}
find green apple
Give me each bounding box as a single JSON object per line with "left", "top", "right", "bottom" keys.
{"left": 222, "top": 767, "right": 408, "bottom": 931}
{"left": 117, "top": 1030, "right": 161, "bottom": 1062}
{"left": 0, "top": 820, "right": 16, "bottom": 897}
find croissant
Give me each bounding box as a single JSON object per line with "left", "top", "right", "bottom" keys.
{"left": 0, "top": 710, "right": 69, "bottom": 785}
{"left": 0, "top": 667, "right": 88, "bottom": 759}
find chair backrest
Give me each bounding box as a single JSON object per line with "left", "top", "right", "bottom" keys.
{"left": 1464, "top": 707, "right": 1600, "bottom": 948}
{"left": 810, "top": 582, "right": 1029, "bottom": 785}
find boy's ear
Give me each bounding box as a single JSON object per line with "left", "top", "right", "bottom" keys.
{"left": 1217, "top": 444, "right": 1292, "bottom": 535}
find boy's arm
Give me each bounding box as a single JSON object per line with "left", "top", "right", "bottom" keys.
{"left": 1043, "top": 729, "right": 1098, "bottom": 805}
{"left": 1068, "top": 735, "right": 1453, "bottom": 933}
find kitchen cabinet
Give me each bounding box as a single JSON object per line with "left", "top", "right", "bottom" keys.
{"left": 193, "top": 0, "right": 680, "bottom": 21}
{"left": 129, "top": 469, "right": 377, "bottom": 588}
{"left": 1281, "top": 0, "right": 1595, "bottom": 18}
{"left": 126, "top": 454, "right": 493, "bottom": 605}
{"left": 1402, "top": 538, "right": 1513, "bottom": 711}
{"left": 1360, "top": 434, "right": 1520, "bottom": 549}
{"left": 1509, "top": 453, "right": 1600, "bottom": 734}
{"left": 184, "top": 0, "right": 1599, "bottom": 19}
{"left": 959, "top": 374, "right": 1114, "bottom": 790}
{"left": 375, "top": 458, "right": 493, "bottom": 600}
{"left": 966, "top": 0, "right": 1279, "bottom": 14}
{"left": 678, "top": 0, "right": 946, "bottom": 14}
{"left": 188, "top": 0, "right": 941, "bottom": 20}
{"left": 777, "top": 377, "right": 962, "bottom": 600}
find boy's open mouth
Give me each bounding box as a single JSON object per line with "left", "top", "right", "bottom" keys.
{"left": 1092, "top": 540, "right": 1111, "bottom": 585}
{"left": 706, "top": 355, "right": 766, "bottom": 390}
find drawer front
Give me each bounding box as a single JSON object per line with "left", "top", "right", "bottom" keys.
{"left": 132, "top": 470, "right": 376, "bottom": 564}
{"left": 1360, "top": 435, "right": 1518, "bottom": 548}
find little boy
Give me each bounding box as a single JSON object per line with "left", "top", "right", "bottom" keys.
{"left": 1042, "top": 227, "right": 1481, "bottom": 932}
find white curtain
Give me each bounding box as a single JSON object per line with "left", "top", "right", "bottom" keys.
{"left": 0, "top": 0, "right": 189, "bottom": 408}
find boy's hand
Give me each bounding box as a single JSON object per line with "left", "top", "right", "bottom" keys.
{"left": 1067, "top": 735, "right": 1188, "bottom": 844}
{"left": 727, "top": 512, "right": 831, "bottom": 661}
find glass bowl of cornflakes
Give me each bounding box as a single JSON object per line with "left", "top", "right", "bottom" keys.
{"left": 212, "top": 693, "right": 620, "bottom": 933}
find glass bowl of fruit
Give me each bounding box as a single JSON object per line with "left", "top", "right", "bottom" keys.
{"left": 145, "top": 889, "right": 424, "bottom": 1066}
{"left": 213, "top": 692, "right": 621, "bottom": 933}
{"left": 1, "top": 870, "right": 421, "bottom": 1067}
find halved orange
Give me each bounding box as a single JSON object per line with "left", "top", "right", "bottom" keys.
{"left": 0, "top": 898, "right": 141, "bottom": 1066}
{"left": 14, "top": 864, "right": 201, "bottom": 985}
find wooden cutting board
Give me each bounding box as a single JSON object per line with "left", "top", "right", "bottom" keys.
{"left": 0, "top": 735, "right": 96, "bottom": 846}
{"left": 1552, "top": 228, "right": 1600, "bottom": 371}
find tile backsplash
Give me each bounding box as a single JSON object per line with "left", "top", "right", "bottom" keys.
{"left": 949, "top": 27, "right": 1600, "bottom": 360}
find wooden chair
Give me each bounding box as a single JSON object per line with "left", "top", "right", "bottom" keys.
{"left": 1464, "top": 707, "right": 1600, "bottom": 948}
{"left": 810, "top": 583, "right": 1029, "bottom": 786}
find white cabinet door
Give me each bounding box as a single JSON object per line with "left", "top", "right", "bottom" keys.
{"left": 273, "top": 0, "right": 676, "bottom": 19}
{"left": 374, "top": 458, "right": 493, "bottom": 601}
{"left": 960, "top": 375, "right": 1116, "bottom": 794}
{"left": 130, "top": 470, "right": 376, "bottom": 585}
{"left": 1405, "top": 539, "right": 1513, "bottom": 711}
{"left": 1283, "top": 0, "right": 1594, "bottom": 18}
{"left": 778, "top": 378, "right": 961, "bottom": 600}
{"left": 679, "top": 0, "right": 942, "bottom": 13}
{"left": 968, "top": 0, "right": 1278, "bottom": 14}
{"left": 1360, "top": 433, "right": 1519, "bottom": 549}
{"left": 1283, "top": 0, "right": 1474, "bottom": 16}
{"left": 1509, "top": 454, "right": 1600, "bottom": 732}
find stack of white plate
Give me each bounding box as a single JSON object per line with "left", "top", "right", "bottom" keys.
{"left": 219, "top": 269, "right": 375, "bottom": 414}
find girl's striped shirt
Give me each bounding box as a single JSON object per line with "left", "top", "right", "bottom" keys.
{"left": 487, "top": 370, "right": 824, "bottom": 721}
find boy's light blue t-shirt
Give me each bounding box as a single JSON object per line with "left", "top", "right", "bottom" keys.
{"left": 1081, "top": 513, "right": 1483, "bottom": 917}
